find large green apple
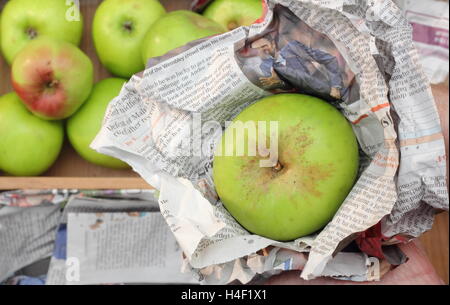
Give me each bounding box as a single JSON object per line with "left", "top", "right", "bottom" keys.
{"left": 67, "top": 78, "right": 129, "bottom": 169}
{"left": 92, "top": 0, "right": 166, "bottom": 78}
{"left": 0, "top": 0, "right": 83, "bottom": 64}
{"left": 11, "top": 37, "right": 94, "bottom": 120}
{"left": 141, "top": 10, "right": 225, "bottom": 64}
{"left": 0, "top": 92, "right": 64, "bottom": 176}
{"left": 213, "top": 94, "right": 359, "bottom": 241}
{"left": 203, "top": 0, "right": 263, "bottom": 31}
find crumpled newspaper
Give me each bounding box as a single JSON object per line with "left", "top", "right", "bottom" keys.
{"left": 92, "top": 0, "right": 449, "bottom": 283}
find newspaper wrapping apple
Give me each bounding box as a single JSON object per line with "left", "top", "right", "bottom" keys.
{"left": 92, "top": 0, "right": 449, "bottom": 284}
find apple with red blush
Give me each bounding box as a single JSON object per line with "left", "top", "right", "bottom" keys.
{"left": 11, "top": 37, "right": 94, "bottom": 120}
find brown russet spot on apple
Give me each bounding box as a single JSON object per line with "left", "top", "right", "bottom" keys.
{"left": 240, "top": 123, "right": 334, "bottom": 200}
{"left": 227, "top": 21, "right": 239, "bottom": 31}
{"left": 292, "top": 161, "right": 333, "bottom": 198}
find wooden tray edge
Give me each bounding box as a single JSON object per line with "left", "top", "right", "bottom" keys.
{"left": 0, "top": 177, "right": 153, "bottom": 190}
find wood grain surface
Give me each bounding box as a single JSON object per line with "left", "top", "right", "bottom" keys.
{"left": 0, "top": 0, "right": 448, "bottom": 284}
{"left": 419, "top": 212, "right": 449, "bottom": 284}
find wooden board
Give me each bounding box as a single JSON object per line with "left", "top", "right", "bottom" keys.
{"left": 0, "top": 0, "right": 448, "bottom": 284}
{"left": 419, "top": 212, "right": 449, "bottom": 284}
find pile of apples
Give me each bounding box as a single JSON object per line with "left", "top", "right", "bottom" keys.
{"left": 0, "top": 0, "right": 262, "bottom": 176}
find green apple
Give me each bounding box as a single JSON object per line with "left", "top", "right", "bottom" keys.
{"left": 11, "top": 37, "right": 94, "bottom": 120}
{"left": 92, "top": 0, "right": 166, "bottom": 78}
{"left": 67, "top": 78, "right": 129, "bottom": 169}
{"left": 0, "top": 92, "right": 64, "bottom": 176}
{"left": 0, "top": 0, "right": 83, "bottom": 64}
{"left": 141, "top": 10, "right": 225, "bottom": 64}
{"left": 203, "top": 0, "right": 263, "bottom": 31}
{"left": 213, "top": 94, "right": 359, "bottom": 241}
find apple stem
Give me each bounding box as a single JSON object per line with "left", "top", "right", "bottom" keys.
{"left": 46, "top": 80, "right": 59, "bottom": 89}
{"left": 273, "top": 161, "right": 283, "bottom": 172}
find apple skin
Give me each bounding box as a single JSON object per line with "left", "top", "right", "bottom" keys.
{"left": 67, "top": 78, "right": 129, "bottom": 169}
{"left": 0, "top": 92, "right": 64, "bottom": 176}
{"left": 0, "top": 0, "right": 83, "bottom": 64}
{"left": 213, "top": 94, "right": 359, "bottom": 241}
{"left": 11, "top": 37, "right": 94, "bottom": 120}
{"left": 92, "top": 0, "right": 166, "bottom": 78}
{"left": 203, "top": 0, "right": 263, "bottom": 31}
{"left": 141, "top": 10, "right": 225, "bottom": 64}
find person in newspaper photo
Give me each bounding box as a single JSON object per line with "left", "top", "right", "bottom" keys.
{"left": 250, "top": 32, "right": 344, "bottom": 100}
{"left": 236, "top": 5, "right": 359, "bottom": 102}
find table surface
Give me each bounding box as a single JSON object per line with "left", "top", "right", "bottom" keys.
{"left": 0, "top": 0, "right": 448, "bottom": 284}
{"left": 419, "top": 212, "right": 449, "bottom": 284}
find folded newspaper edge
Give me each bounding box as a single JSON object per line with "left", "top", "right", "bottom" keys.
{"left": 91, "top": 0, "right": 449, "bottom": 283}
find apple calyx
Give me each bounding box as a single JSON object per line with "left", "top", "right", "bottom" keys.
{"left": 46, "top": 79, "right": 59, "bottom": 89}
{"left": 26, "top": 27, "right": 38, "bottom": 39}
{"left": 273, "top": 161, "right": 283, "bottom": 172}
{"left": 123, "top": 21, "right": 133, "bottom": 33}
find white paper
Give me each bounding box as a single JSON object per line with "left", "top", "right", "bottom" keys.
{"left": 67, "top": 212, "right": 197, "bottom": 285}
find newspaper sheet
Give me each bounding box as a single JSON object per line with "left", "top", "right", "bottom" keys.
{"left": 46, "top": 196, "right": 197, "bottom": 285}
{"left": 92, "top": 0, "right": 449, "bottom": 283}
{"left": 0, "top": 203, "right": 62, "bottom": 282}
